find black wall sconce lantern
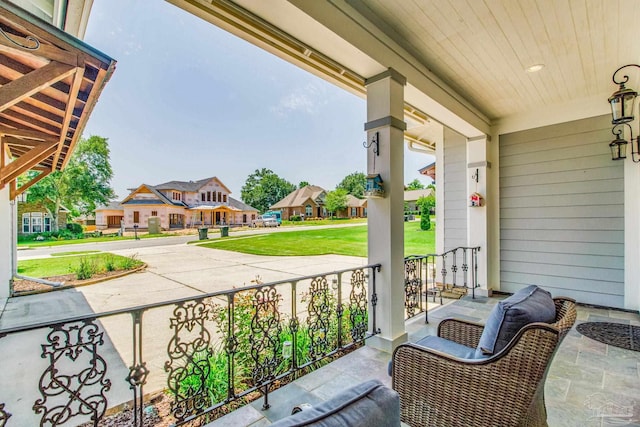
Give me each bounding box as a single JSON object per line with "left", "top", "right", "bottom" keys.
{"left": 608, "top": 64, "right": 640, "bottom": 162}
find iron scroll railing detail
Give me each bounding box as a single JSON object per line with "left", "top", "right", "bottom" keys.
{"left": 33, "top": 319, "right": 112, "bottom": 426}
{"left": 404, "top": 247, "right": 481, "bottom": 322}
{"left": 0, "top": 264, "right": 380, "bottom": 426}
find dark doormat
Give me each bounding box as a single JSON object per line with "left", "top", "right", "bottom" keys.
{"left": 576, "top": 322, "right": 640, "bottom": 352}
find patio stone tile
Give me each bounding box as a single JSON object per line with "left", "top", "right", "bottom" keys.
{"left": 606, "top": 345, "right": 640, "bottom": 361}
{"left": 587, "top": 314, "right": 630, "bottom": 324}
{"left": 608, "top": 310, "right": 640, "bottom": 321}
{"left": 311, "top": 372, "right": 363, "bottom": 401}
{"left": 577, "top": 349, "right": 638, "bottom": 377}
{"left": 579, "top": 337, "right": 608, "bottom": 355}
{"left": 603, "top": 371, "right": 640, "bottom": 400}
{"left": 545, "top": 377, "right": 570, "bottom": 402}
{"left": 249, "top": 383, "right": 324, "bottom": 423}
{"left": 548, "top": 359, "right": 604, "bottom": 385}
{"left": 247, "top": 418, "right": 272, "bottom": 427}
{"left": 293, "top": 365, "right": 341, "bottom": 392}
{"left": 205, "top": 404, "right": 265, "bottom": 427}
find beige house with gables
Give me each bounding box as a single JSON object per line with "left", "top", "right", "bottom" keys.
{"left": 97, "top": 177, "right": 258, "bottom": 230}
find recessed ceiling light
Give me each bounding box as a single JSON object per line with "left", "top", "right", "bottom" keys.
{"left": 526, "top": 64, "right": 545, "bottom": 73}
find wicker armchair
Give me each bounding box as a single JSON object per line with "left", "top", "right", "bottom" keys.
{"left": 392, "top": 297, "right": 576, "bottom": 427}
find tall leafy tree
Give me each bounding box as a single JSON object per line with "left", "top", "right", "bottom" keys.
{"left": 337, "top": 172, "right": 366, "bottom": 199}
{"left": 241, "top": 168, "right": 295, "bottom": 213}
{"left": 406, "top": 179, "right": 425, "bottom": 190}
{"left": 324, "top": 189, "right": 348, "bottom": 217}
{"left": 298, "top": 181, "right": 310, "bottom": 189}
{"left": 26, "top": 135, "right": 116, "bottom": 231}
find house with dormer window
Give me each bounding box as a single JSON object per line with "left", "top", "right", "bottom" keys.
{"left": 96, "top": 176, "right": 258, "bottom": 230}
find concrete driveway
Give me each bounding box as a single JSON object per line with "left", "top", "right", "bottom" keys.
{"left": 0, "top": 241, "right": 368, "bottom": 426}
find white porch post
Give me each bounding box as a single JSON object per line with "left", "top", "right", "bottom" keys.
{"left": 624, "top": 157, "right": 640, "bottom": 311}
{"left": 466, "top": 136, "right": 490, "bottom": 295}
{"left": 0, "top": 185, "right": 12, "bottom": 299}
{"left": 365, "top": 68, "right": 408, "bottom": 352}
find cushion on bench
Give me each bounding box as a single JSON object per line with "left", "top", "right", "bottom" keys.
{"left": 269, "top": 379, "right": 400, "bottom": 427}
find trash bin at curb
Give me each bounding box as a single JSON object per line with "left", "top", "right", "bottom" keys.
{"left": 198, "top": 227, "right": 208, "bottom": 240}
{"left": 220, "top": 226, "right": 229, "bottom": 237}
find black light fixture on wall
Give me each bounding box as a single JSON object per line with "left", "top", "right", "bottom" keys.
{"left": 608, "top": 64, "right": 640, "bottom": 162}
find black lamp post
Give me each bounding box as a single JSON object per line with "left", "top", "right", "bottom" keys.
{"left": 608, "top": 64, "right": 640, "bottom": 162}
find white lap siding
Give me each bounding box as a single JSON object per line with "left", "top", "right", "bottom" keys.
{"left": 499, "top": 115, "right": 624, "bottom": 307}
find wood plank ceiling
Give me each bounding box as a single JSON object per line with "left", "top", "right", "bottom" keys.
{"left": 0, "top": 2, "right": 115, "bottom": 200}
{"left": 346, "top": 0, "right": 640, "bottom": 121}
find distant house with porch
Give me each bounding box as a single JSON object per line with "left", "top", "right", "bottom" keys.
{"left": 271, "top": 185, "right": 327, "bottom": 219}
{"left": 96, "top": 177, "right": 258, "bottom": 230}
{"left": 95, "top": 201, "right": 124, "bottom": 229}
{"left": 336, "top": 195, "right": 367, "bottom": 218}
{"left": 404, "top": 188, "right": 434, "bottom": 213}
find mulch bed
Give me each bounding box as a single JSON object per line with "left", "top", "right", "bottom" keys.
{"left": 12, "top": 269, "right": 143, "bottom": 295}
{"left": 576, "top": 322, "right": 640, "bottom": 352}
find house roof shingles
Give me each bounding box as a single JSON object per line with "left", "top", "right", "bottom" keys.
{"left": 271, "top": 185, "right": 326, "bottom": 209}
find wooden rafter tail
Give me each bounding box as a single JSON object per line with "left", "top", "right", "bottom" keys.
{"left": 0, "top": 125, "right": 58, "bottom": 142}
{"left": 0, "top": 141, "right": 56, "bottom": 184}
{"left": 60, "top": 66, "right": 109, "bottom": 170}
{"left": 0, "top": 61, "right": 76, "bottom": 113}
{"left": 0, "top": 33, "right": 79, "bottom": 67}
{"left": 52, "top": 66, "right": 83, "bottom": 168}
{"left": 2, "top": 135, "right": 52, "bottom": 147}
{"left": 10, "top": 167, "right": 51, "bottom": 200}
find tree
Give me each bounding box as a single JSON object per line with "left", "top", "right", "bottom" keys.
{"left": 416, "top": 193, "right": 436, "bottom": 216}
{"left": 406, "top": 179, "right": 425, "bottom": 190}
{"left": 26, "top": 135, "right": 116, "bottom": 231}
{"left": 324, "top": 188, "right": 348, "bottom": 217}
{"left": 241, "top": 168, "right": 295, "bottom": 213}
{"left": 337, "top": 172, "right": 366, "bottom": 199}
{"left": 298, "top": 181, "right": 310, "bottom": 189}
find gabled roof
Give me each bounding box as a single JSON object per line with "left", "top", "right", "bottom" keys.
{"left": 121, "top": 184, "right": 185, "bottom": 207}
{"left": 404, "top": 188, "right": 433, "bottom": 202}
{"left": 95, "top": 201, "right": 123, "bottom": 211}
{"left": 0, "top": 2, "right": 116, "bottom": 200}
{"left": 229, "top": 196, "right": 258, "bottom": 212}
{"left": 155, "top": 176, "right": 231, "bottom": 194}
{"left": 346, "top": 194, "right": 367, "bottom": 208}
{"left": 271, "top": 185, "right": 326, "bottom": 209}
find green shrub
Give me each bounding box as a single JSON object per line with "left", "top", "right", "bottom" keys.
{"left": 420, "top": 214, "right": 431, "bottom": 231}
{"left": 104, "top": 254, "right": 117, "bottom": 272}
{"left": 290, "top": 215, "right": 302, "bottom": 222}
{"left": 66, "top": 223, "right": 83, "bottom": 234}
{"left": 74, "top": 257, "right": 98, "bottom": 280}
{"left": 119, "top": 253, "right": 141, "bottom": 270}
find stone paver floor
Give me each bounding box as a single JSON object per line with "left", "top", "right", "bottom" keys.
{"left": 207, "top": 296, "right": 640, "bottom": 427}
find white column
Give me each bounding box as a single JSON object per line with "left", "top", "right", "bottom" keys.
{"left": 365, "top": 69, "right": 408, "bottom": 352}
{"left": 434, "top": 126, "right": 445, "bottom": 255}
{"left": 466, "top": 136, "right": 490, "bottom": 296}
{"left": 0, "top": 184, "right": 12, "bottom": 299}
{"left": 624, "top": 156, "right": 640, "bottom": 310}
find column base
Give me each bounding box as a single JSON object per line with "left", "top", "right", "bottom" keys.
{"left": 366, "top": 331, "right": 408, "bottom": 354}
{"left": 473, "top": 287, "right": 493, "bottom": 298}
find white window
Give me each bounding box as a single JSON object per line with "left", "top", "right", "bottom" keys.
{"left": 305, "top": 205, "right": 312, "bottom": 217}
{"left": 44, "top": 215, "right": 51, "bottom": 232}
{"left": 31, "top": 212, "right": 42, "bottom": 233}
{"left": 22, "top": 214, "right": 29, "bottom": 233}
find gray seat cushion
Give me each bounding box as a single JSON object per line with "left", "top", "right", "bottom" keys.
{"left": 269, "top": 379, "right": 400, "bottom": 427}
{"left": 415, "top": 335, "right": 478, "bottom": 359}
{"left": 476, "top": 285, "right": 556, "bottom": 357}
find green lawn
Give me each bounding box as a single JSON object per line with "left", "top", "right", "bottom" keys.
{"left": 281, "top": 218, "right": 368, "bottom": 227}
{"left": 201, "top": 221, "right": 434, "bottom": 257}
{"left": 17, "top": 253, "right": 142, "bottom": 278}
{"left": 17, "top": 232, "right": 182, "bottom": 248}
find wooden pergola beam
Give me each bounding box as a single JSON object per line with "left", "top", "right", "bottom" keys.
{"left": 0, "top": 61, "right": 75, "bottom": 113}
{"left": 10, "top": 167, "right": 51, "bottom": 200}
{"left": 0, "top": 34, "right": 79, "bottom": 67}
{"left": 2, "top": 135, "right": 52, "bottom": 147}
{"left": 0, "top": 124, "right": 58, "bottom": 142}
{"left": 52, "top": 67, "right": 83, "bottom": 168}
{"left": 0, "top": 141, "right": 56, "bottom": 184}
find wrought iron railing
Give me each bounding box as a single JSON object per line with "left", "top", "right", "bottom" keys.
{"left": 404, "top": 246, "right": 480, "bottom": 322}
{"left": 0, "top": 264, "right": 380, "bottom": 426}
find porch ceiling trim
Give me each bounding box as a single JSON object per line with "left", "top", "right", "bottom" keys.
{"left": 0, "top": 1, "right": 116, "bottom": 199}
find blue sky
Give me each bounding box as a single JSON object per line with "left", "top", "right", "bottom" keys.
{"left": 83, "top": 0, "right": 434, "bottom": 200}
